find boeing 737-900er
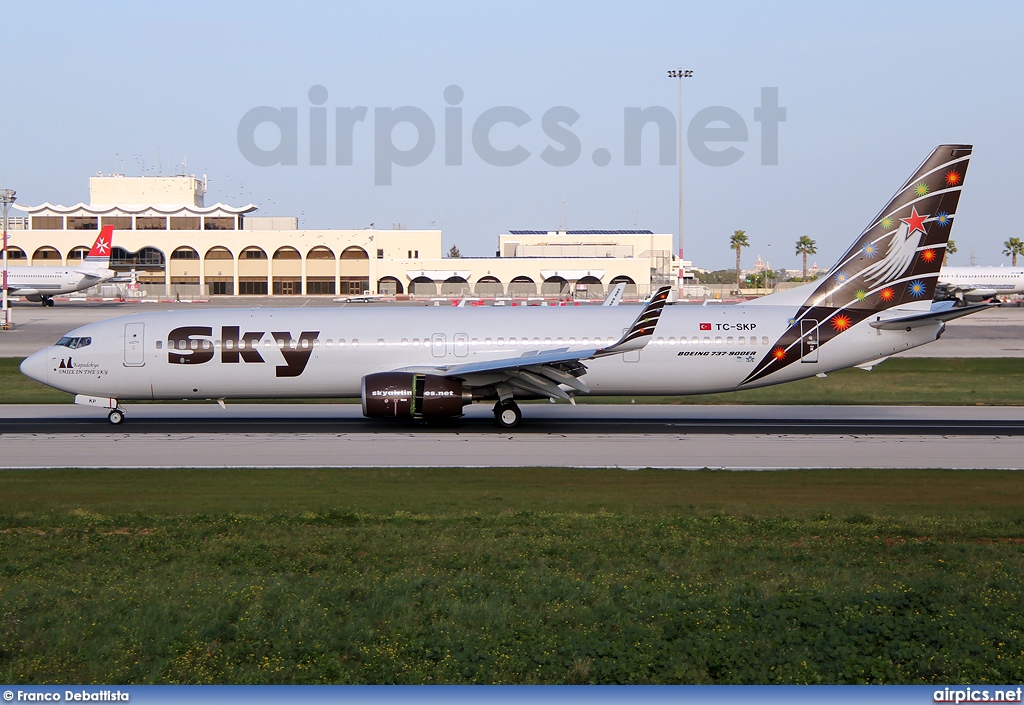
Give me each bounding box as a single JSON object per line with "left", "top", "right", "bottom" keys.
{"left": 5, "top": 225, "right": 117, "bottom": 306}
{"left": 21, "top": 145, "right": 993, "bottom": 427}
{"left": 936, "top": 266, "right": 1024, "bottom": 303}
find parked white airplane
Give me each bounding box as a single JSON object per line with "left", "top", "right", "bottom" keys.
{"left": 936, "top": 266, "right": 1024, "bottom": 303}
{"left": 21, "top": 145, "right": 990, "bottom": 427}
{"left": 5, "top": 226, "right": 116, "bottom": 306}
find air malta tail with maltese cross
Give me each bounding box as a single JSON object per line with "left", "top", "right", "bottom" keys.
{"left": 741, "top": 144, "right": 975, "bottom": 385}
{"left": 83, "top": 225, "right": 114, "bottom": 266}
{"left": 21, "top": 145, "right": 994, "bottom": 428}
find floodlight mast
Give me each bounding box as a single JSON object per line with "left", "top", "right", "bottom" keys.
{"left": 667, "top": 68, "right": 693, "bottom": 267}
{"left": 1, "top": 189, "right": 15, "bottom": 330}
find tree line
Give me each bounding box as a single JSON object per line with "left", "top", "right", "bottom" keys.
{"left": 720, "top": 232, "right": 1024, "bottom": 290}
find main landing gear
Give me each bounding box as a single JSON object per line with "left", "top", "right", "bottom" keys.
{"left": 41, "top": 297, "right": 54, "bottom": 307}
{"left": 493, "top": 400, "right": 522, "bottom": 429}
{"left": 107, "top": 408, "right": 126, "bottom": 425}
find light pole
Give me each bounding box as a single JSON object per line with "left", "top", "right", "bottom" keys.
{"left": 667, "top": 68, "right": 693, "bottom": 263}
{"left": 1, "top": 189, "right": 15, "bottom": 330}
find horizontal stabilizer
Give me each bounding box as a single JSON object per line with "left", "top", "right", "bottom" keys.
{"left": 869, "top": 302, "right": 996, "bottom": 330}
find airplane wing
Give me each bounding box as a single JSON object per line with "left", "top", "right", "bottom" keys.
{"left": 935, "top": 281, "right": 981, "bottom": 296}
{"left": 72, "top": 271, "right": 111, "bottom": 282}
{"left": 395, "top": 286, "right": 672, "bottom": 400}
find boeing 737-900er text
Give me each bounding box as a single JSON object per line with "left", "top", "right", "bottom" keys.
{"left": 21, "top": 145, "right": 993, "bottom": 427}
{"left": 5, "top": 225, "right": 117, "bottom": 306}
{"left": 936, "top": 266, "right": 1024, "bottom": 303}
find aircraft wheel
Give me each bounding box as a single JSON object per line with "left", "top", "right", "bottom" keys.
{"left": 494, "top": 401, "right": 521, "bottom": 429}
{"left": 107, "top": 409, "right": 125, "bottom": 425}
{"left": 47, "top": 299, "right": 55, "bottom": 307}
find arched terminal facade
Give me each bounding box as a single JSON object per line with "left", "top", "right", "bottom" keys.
{"left": 10, "top": 175, "right": 677, "bottom": 300}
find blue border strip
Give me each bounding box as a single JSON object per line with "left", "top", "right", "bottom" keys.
{"left": 2, "top": 685, "right": 1022, "bottom": 705}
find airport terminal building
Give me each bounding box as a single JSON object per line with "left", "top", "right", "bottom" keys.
{"left": 7, "top": 175, "right": 678, "bottom": 300}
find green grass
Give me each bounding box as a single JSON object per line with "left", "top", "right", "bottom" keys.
{"left": 0, "top": 358, "right": 74, "bottom": 403}
{"left": 2, "top": 468, "right": 1023, "bottom": 684}
{"left": 4, "top": 357, "right": 1024, "bottom": 405}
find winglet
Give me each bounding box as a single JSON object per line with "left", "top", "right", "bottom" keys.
{"left": 595, "top": 285, "right": 672, "bottom": 357}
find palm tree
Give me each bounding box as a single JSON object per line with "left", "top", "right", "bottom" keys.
{"left": 1003, "top": 237, "right": 1024, "bottom": 266}
{"left": 944, "top": 239, "right": 957, "bottom": 265}
{"left": 795, "top": 236, "right": 817, "bottom": 281}
{"left": 730, "top": 230, "right": 749, "bottom": 290}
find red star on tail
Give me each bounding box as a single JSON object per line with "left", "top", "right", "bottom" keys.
{"left": 900, "top": 206, "right": 928, "bottom": 236}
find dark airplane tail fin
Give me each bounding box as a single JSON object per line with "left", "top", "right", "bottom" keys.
{"left": 742, "top": 144, "right": 972, "bottom": 386}
{"left": 805, "top": 144, "right": 971, "bottom": 313}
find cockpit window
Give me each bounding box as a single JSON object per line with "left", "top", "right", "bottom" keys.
{"left": 56, "top": 336, "right": 91, "bottom": 349}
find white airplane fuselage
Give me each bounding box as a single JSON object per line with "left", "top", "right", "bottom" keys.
{"left": 22, "top": 303, "right": 942, "bottom": 401}
{"left": 938, "top": 267, "right": 1024, "bottom": 299}
{"left": 4, "top": 264, "right": 114, "bottom": 300}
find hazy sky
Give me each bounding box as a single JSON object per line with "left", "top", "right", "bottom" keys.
{"left": 1, "top": 1, "right": 1020, "bottom": 269}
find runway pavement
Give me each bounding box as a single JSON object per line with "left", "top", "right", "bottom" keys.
{"left": 2, "top": 404, "right": 1023, "bottom": 470}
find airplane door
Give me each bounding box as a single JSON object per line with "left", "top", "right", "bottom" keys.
{"left": 124, "top": 322, "right": 145, "bottom": 367}
{"left": 800, "top": 319, "right": 819, "bottom": 363}
{"left": 453, "top": 333, "right": 469, "bottom": 357}
{"left": 431, "top": 333, "right": 446, "bottom": 358}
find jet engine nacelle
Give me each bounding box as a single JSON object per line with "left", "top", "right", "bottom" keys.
{"left": 361, "top": 372, "right": 469, "bottom": 419}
